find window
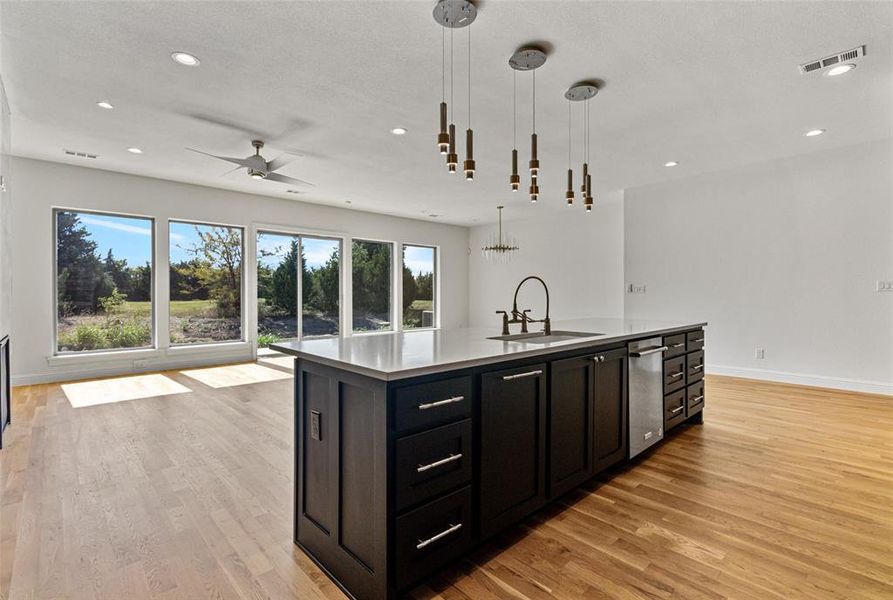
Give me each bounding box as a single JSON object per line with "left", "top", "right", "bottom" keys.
{"left": 256, "top": 231, "right": 299, "bottom": 346}
{"left": 301, "top": 236, "right": 341, "bottom": 337}
{"left": 402, "top": 245, "right": 436, "bottom": 329}
{"left": 169, "top": 221, "right": 243, "bottom": 345}
{"left": 55, "top": 210, "right": 154, "bottom": 353}
{"left": 352, "top": 240, "right": 393, "bottom": 332}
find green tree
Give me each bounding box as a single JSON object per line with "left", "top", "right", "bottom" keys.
{"left": 104, "top": 249, "right": 132, "bottom": 298}
{"left": 351, "top": 241, "right": 390, "bottom": 316}
{"left": 270, "top": 239, "right": 301, "bottom": 316}
{"left": 180, "top": 226, "right": 242, "bottom": 317}
{"left": 129, "top": 263, "right": 152, "bottom": 302}
{"left": 402, "top": 264, "right": 418, "bottom": 311}
{"left": 56, "top": 211, "right": 104, "bottom": 313}
{"left": 309, "top": 249, "right": 340, "bottom": 314}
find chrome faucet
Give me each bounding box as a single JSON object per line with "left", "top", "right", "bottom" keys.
{"left": 496, "top": 276, "right": 551, "bottom": 335}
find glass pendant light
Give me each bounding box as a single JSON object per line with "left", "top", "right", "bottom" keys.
{"left": 482, "top": 206, "right": 519, "bottom": 263}
{"left": 446, "top": 25, "right": 458, "bottom": 172}
{"left": 529, "top": 69, "right": 539, "bottom": 178}
{"left": 509, "top": 47, "right": 546, "bottom": 203}
{"left": 463, "top": 24, "right": 475, "bottom": 180}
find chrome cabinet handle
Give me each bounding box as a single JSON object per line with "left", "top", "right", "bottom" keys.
{"left": 591, "top": 355, "right": 605, "bottom": 362}
{"left": 630, "top": 345, "right": 668, "bottom": 358}
{"left": 502, "top": 369, "right": 543, "bottom": 380}
{"left": 669, "top": 371, "right": 684, "bottom": 378}
{"left": 416, "top": 523, "right": 462, "bottom": 550}
{"left": 670, "top": 405, "right": 684, "bottom": 414}
{"left": 670, "top": 343, "right": 685, "bottom": 348}
{"left": 690, "top": 365, "right": 703, "bottom": 371}
{"left": 417, "top": 453, "right": 463, "bottom": 473}
{"left": 692, "top": 338, "right": 704, "bottom": 343}
{"left": 690, "top": 395, "right": 704, "bottom": 404}
{"left": 418, "top": 396, "right": 464, "bottom": 411}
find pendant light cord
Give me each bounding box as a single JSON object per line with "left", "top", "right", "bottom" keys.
{"left": 532, "top": 70, "right": 536, "bottom": 133}
{"left": 513, "top": 70, "right": 517, "bottom": 148}
{"left": 567, "top": 99, "right": 571, "bottom": 167}
{"left": 441, "top": 20, "right": 445, "bottom": 102}
{"left": 450, "top": 26, "right": 454, "bottom": 116}
{"left": 467, "top": 24, "right": 471, "bottom": 127}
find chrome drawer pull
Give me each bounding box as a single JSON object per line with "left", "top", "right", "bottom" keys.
{"left": 417, "top": 453, "right": 463, "bottom": 473}
{"left": 691, "top": 365, "right": 703, "bottom": 371}
{"left": 669, "top": 371, "right": 684, "bottom": 378}
{"left": 502, "top": 369, "right": 543, "bottom": 380}
{"left": 670, "top": 343, "right": 685, "bottom": 348}
{"left": 630, "top": 345, "right": 668, "bottom": 358}
{"left": 416, "top": 523, "right": 462, "bottom": 550}
{"left": 418, "top": 396, "right": 464, "bottom": 411}
{"left": 690, "top": 395, "right": 704, "bottom": 404}
{"left": 670, "top": 406, "right": 684, "bottom": 414}
{"left": 692, "top": 338, "right": 704, "bottom": 343}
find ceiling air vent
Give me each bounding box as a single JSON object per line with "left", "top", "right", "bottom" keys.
{"left": 63, "top": 149, "right": 98, "bottom": 159}
{"left": 799, "top": 45, "right": 865, "bottom": 75}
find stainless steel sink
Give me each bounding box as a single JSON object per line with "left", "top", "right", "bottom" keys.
{"left": 487, "top": 330, "right": 604, "bottom": 344}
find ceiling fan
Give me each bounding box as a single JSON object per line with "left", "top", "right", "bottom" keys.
{"left": 186, "top": 140, "right": 314, "bottom": 186}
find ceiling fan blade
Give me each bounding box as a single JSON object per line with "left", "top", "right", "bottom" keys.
{"left": 220, "top": 165, "right": 243, "bottom": 177}
{"left": 267, "top": 153, "right": 299, "bottom": 173}
{"left": 185, "top": 147, "right": 254, "bottom": 168}
{"left": 264, "top": 172, "right": 314, "bottom": 187}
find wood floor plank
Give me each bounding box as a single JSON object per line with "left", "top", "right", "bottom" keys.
{"left": 1, "top": 369, "right": 890, "bottom": 599}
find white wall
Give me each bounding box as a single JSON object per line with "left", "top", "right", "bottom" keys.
{"left": 10, "top": 157, "right": 469, "bottom": 384}
{"left": 624, "top": 139, "right": 893, "bottom": 394}
{"left": 468, "top": 191, "right": 624, "bottom": 328}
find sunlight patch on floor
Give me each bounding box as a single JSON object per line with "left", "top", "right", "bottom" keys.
{"left": 180, "top": 362, "right": 292, "bottom": 388}
{"left": 62, "top": 374, "right": 192, "bottom": 408}
{"left": 256, "top": 354, "right": 295, "bottom": 371}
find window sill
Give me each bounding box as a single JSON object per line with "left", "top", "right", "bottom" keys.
{"left": 47, "top": 347, "right": 161, "bottom": 367}
{"left": 166, "top": 341, "right": 252, "bottom": 355}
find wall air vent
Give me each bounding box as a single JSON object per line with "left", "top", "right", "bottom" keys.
{"left": 799, "top": 45, "right": 865, "bottom": 75}
{"left": 63, "top": 149, "right": 98, "bottom": 159}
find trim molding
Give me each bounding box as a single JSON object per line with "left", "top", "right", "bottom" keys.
{"left": 707, "top": 364, "right": 892, "bottom": 396}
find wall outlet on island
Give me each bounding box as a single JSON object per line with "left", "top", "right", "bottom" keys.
{"left": 754, "top": 348, "right": 765, "bottom": 359}
{"left": 627, "top": 283, "right": 647, "bottom": 294}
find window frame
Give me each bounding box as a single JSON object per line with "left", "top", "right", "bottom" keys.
{"left": 400, "top": 242, "right": 439, "bottom": 332}
{"left": 52, "top": 207, "right": 157, "bottom": 356}
{"left": 350, "top": 238, "right": 396, "bottom": 336}
{"left": 168, "top": 218, "right": 246, "bottom": 347}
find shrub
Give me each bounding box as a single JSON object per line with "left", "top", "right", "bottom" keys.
{"left": 257, "top": 332, "right": 282, "bottom": 348}
{"left": 60, "top": 324, "right": 107, "bottom": 351}
{"left": 105, "top": 318, "right": 151, "bottom": 348}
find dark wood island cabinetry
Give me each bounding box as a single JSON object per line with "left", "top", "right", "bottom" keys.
{"left": 274, "top": 319, "right": 706, "bottom": 600}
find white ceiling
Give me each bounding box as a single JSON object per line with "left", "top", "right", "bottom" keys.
{"left": 2, "top": 1, "right": 891, "bottom": 226}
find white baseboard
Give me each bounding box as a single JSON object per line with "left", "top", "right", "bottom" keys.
{"left": 12, "top": 346, "right": 255, "bottom": 386}
{"left": 707, "top": 365, "right": 893, "bottom": 396}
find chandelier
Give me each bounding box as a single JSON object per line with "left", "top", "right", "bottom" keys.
{"left": 482, "top": 206, "right": 519, "bottom": 263}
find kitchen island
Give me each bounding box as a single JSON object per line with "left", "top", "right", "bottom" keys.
{"left": 272, "top": 317, "right": 707, "bottom": 600}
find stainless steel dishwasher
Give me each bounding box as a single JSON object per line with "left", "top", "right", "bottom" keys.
{"left": 628, "top": 337, "right": 667, "bottom": 458}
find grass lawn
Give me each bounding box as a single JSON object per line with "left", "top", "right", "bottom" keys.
{"left": 409, "top": 299, "right": 433, "bottom": 311}
{"left": 117, "top": 299, "right": 217, "bottom": 317}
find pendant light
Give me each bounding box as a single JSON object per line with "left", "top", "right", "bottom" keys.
{"left": 437, "top": 21, "right": 449, "bottom": 154}
{"left": 565, "top": 99, "right": 575, "bottom": 206}
{"left": 434, "top": 1, "right": 476, "bottom": 173}
{"left": 463, "top": 24, "right": 475, "bottom": 180}
{"left": 509, "top": 47, "right": 546, "bottom": 203}
{"left": 482, "top": 205, "right": 519, "bottom": 263}
{"left": 509, "top": 70, "right": 519, "bottom": 192}
{"left": 565, "top": 82, "right": 599, "bottom": 211}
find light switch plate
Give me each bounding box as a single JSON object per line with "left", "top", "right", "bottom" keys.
{"left": 877, "top": 281, "right": 893, "bottom": 292}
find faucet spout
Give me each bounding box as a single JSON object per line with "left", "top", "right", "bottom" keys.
{"left": 511, "top": 276, "right": 551, "bottom": 335}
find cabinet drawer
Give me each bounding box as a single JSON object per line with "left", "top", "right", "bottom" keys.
{"left": 686, "top": 329, "right": 705, "bottom": 352}
{"left": 665, "top": 389, "right": 686, "bottom": 430}
{"left": 395, "top": 485, "right": 473, "bottom": 590}
{"left": 687, "top": 380, "right": 705, "bottom": 415}
{"left": 664, "top": 333, "right": 686, "bottom": 358}
{"left": 395, "top": 419, "right": 472, "bottom": 511}
{"left": 663, "top": 356, "right": 686, "bottom": 394}
{"left": 394, "top": 376, "right": 472, "bottom": 434}
{"left": 687, "top": 350, "right": 705, "bottom": 383}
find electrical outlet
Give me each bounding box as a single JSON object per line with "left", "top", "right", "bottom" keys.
{"left": 755, "top": 348, "right": 765, "bottom": 359}
{"left": 877, "top": 281, "right": 893, "bottom": 292}
{"left": 626, "top": 283, "right": 647, "bottom": 294}
{"left": 133, "top": 359, "right": 148, "bottom": 368}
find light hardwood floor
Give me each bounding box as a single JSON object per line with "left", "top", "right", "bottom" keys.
{"left": 1, "top": 367, "right": 891, "bottom": 600}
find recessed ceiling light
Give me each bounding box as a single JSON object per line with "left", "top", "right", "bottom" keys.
{"left": 127, "top": 147, "right": 143, "bottom": 154}
{"left": 391, "top": 127, "right": 408, "bottom": 135}
{"left": 825, "top": 63, "right": 856, "bottom": 77}
{"left": 664, "top": 161, "right": 679, "bottom": 167}
{"left": 171, "top": 51, "right": 200, "bottom": 66}
{"left": 805, "top": 129, "right": 825, "bottom": 137}
{"left": 96, "top": 101, "right": 114, "bottom": 110}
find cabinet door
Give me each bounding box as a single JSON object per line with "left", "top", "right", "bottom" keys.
{"left": 479, "top": 363, "right": 547, "bottom": 540}
{"left": 593, "top": 347, "right": 628, "bottom": 473}
{"left": 548, "top": 356, "right": 594, "bottom": 499}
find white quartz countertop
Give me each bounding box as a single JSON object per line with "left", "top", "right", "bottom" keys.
{"left": 271, "top": 317, "right": 706, "bottom": 381}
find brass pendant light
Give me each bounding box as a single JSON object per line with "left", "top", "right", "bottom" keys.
{"left": 463, "top": 24, "right": 475, "bottom": 180}
{"left": 565, "top": 82, "right": 599, "bottom": 211}
{"left": 509, "top": 47, "right": 546, "bottom": 203}
{"left": 434, "top": 1, "right": 476, "bottom": 173}
{"left": 565, "top": 99, "right": 575, "bottom": 206}
{"left": 437, "top": 23, "right": 449, "bottom": 154}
